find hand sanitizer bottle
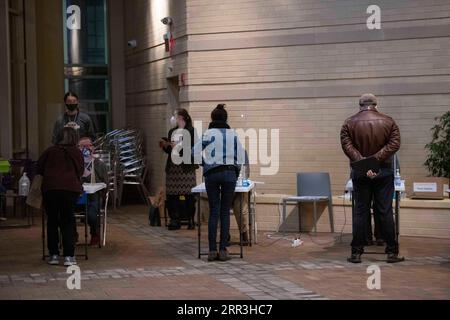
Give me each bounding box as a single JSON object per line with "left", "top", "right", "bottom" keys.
{"left": 19, "top": 173, "right": 30, "bottom": 196}
{"left": 394, "top": 169, "right": 402, "bottom": 188}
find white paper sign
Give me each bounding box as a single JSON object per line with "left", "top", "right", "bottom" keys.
{"left": 413, "top": 183, "right": 437, "bottom": 193}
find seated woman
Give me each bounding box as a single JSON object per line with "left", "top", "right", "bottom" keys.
{"left": 77, "top": 136, "right": 109, "bottom": 246}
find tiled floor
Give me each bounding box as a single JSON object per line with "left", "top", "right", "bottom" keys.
{"left": 0, "top": 205, "right": 449, "bottom": 300}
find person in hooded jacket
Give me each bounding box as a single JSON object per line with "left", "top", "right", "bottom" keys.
{"left": 37, "top": 127, "right": 84, "bottom": 266}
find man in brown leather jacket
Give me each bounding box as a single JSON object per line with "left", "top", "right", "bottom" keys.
{"left": 340, "top": 94, "right": 404, "bottom": 264}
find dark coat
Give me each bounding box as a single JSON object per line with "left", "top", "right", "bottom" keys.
{"left": 36, "top": 145, "right": 84, "bottom": 194}
{"left": 52, "top": 111, "right": 95, "bottom": 145}
{"left": 163, "top": 126, "right": 199, "bottom": 173}
{"left": 340, "top": 108, "right": 401, "bottom": 168}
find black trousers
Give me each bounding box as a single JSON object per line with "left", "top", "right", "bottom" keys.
{"left": 352, "top": 174, "right": 398, "bottom": 254}
{"left": 43, "top": 190, "right": 79, "bottom": 257}
{"left": 367, "top": 198, "right": 383, "bottom": 242}
{"left": 166, "top": 194, "right": 196, "bottom": 225}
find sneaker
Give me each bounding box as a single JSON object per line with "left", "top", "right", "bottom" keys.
{"left": 64, "top": 256, "right": 77, "bottom": 266}
{"left": 47, "top": 255, "right": 59, "bottom": 265}
{"left": 90, "top": 234, "right": 100, "bottom": 247}
{"left": 208, "top": 251, "right": 218, "bottom": 262}
{"left": 347, "top": 253, "right": 362, "bottom": 264}
{"left": 387, "top": 253, "right": 405, "bottom": 264}
{"left": 218, "top": 250, "right": 231, "bottom": 262}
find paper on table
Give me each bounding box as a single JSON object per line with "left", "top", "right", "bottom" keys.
{"left": 83, "top": 183, "right": 107, "bottom": 194}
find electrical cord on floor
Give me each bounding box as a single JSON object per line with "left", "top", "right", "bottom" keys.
{"left": 258, "top": 232, "right": 295, "bottom": 248}
{"left": 302, "top": 191, "right": 348, "bottom": 246}
{"left": 263, "top": 193, "right": 349, "bottom": 248}
{"left": 258, "top": 199, "right": 300, "bottom": 248}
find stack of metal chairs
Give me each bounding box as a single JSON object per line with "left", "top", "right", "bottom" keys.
{"left": 94, "top": 128, "right": 150, "bottom": 209}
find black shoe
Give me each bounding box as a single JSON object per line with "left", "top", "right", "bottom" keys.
{"left": 387, "top": 253, "right": 405, "bottom": 263}
{"left": 347, "top": 253, "right": 362, "bottom": 264}
{"left": 218, "top": 250, "right": 231, "bottom": 262}
{"left": 208, "top": 251, "right": 218, "bottom": 262}
{"left": 187, "top": 221, "right": 195, "bottom": 230}
{"left": 376, "top": 239, "right": 385, "bottom": 246}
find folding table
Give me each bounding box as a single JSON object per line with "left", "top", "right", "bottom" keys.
{"left": 192, "top": 181, "right": 255, "bottom": 259}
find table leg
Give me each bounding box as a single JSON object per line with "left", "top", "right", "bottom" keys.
{"left": 42, "top": 210, "right": 46, "bottom": 261}
{"left": 240, "top": 192, "right": 243, "bottom": 259}
{"left": 197, "top": 193, "right": 201, "bottom": 259}
{"left": 25, "top": 198, "right": 32, "bottom": 227}
{"left": 248, "top": 191, "right": 252, "bottom": 247}
{"left": 85, "top": 199, "right": 88, "bottom": 260}
{"left": 313, "top": 201, "right": 318, "bottom": 234}
{"left": 298, "top": 202, "right": 302, "bottom": 233}
{"left": 395, "top": 191, "right": 400, "bottom": 245}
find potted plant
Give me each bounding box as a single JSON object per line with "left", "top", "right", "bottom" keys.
{"left": 425, "top": 111, "right": 450, "bottom": 198}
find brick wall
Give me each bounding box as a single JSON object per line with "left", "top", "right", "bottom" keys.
{"left": 124, "top": 0, "right": 450, "bottom": 195}
{"left": 124, "top": 0, "right": 188, "bottom": 193}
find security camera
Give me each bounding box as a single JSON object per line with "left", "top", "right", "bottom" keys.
{"left": 161, "top": 17, "right": 173, "bottom": 25}
{"left": 127, "top": 40, "right": 137, "bottom": 48}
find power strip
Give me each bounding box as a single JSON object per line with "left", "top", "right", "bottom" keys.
{"left": 292, "top": 238, "right": 304, "bottom": 247}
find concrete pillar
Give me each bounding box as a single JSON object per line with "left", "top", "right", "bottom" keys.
{"left": 108, "top": 0, "right": 126, "bottom": 129}
{"left": 0, "top": 0, "right": 13, "bottom": 159}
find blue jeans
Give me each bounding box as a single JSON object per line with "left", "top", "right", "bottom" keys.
{"left": 87, "top": 195, "right": 100, "bottom": 236}
{"left": 205, "top": 169, "right": 237, "bottom": 252}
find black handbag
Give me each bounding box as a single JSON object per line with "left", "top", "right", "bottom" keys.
{"left": 149, "top": 205, "right": 161, "bottom": 227}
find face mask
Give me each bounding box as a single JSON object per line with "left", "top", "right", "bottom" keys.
{"left": 66, "top": 104, "right": 78, "bottom": 112}
{"left": 82, "top": 147, "right": 91, "bottom": 158}
{"left": 170, "top": 116, "right": 177, "bottom": 127}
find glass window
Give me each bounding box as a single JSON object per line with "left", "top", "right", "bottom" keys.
{"left": 63, "top": 0, "right": 110, "bottom": 137}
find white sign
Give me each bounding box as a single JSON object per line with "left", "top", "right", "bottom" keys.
{"left": 413, "top": 183, "right": 437, "bottom": 193}
{"left": 66, "top": 5, "right": 81, "bottom": 30}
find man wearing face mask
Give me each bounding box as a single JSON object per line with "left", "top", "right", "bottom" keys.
{"left": 76, "top": 136, "right": 108, "bottom": 246}
{"left": 52, "top": 92, "right": 96, "bottom": 145}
